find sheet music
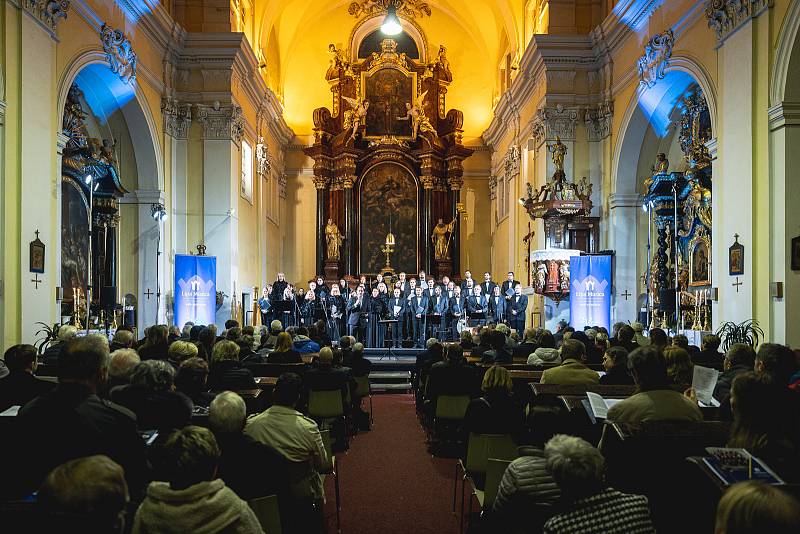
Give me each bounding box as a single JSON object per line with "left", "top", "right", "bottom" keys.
{"left": 393, "top": 305, "right": 402, "bottom": 316}
{"left": 585, "top": 392, "right": 622, "bottom": 419}
{"left": 692, "top": 365, "right": 720, "bottom": 406}
{"left": 1, "top": 406, "right": 20, "bottom": 417}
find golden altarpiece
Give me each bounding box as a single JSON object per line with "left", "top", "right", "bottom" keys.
{"left": 304, "top": 38, "right": 473, "bottom": 281}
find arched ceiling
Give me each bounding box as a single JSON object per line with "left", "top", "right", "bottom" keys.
{"left": 252, "top": 0, "right": 524, "bottom": 140}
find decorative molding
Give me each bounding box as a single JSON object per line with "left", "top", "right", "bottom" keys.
{"left": 161, "top": 96, "right": 192, "bottom": 139}
{"left": 488, "top": 175, "right": 498, "bottom": 200}
{"left": 256, "top": 137, "right": 270, "bottom": 179}
{"left": 101, "top": 24, "right": 137, "bottom": 83}
{"left": 348, "top": 0, "right": 431, "bottom": 19}
{"left": 278, "top": 173, "right": 287, "bottom": 199}
{"left": 530, "top": 104, "right": 579, "bottom": 148}
{"left": 638, "top": 29, "right": 674, "bottom": 88}
{"left": 504, "top": 145, "right": 521, "bottom": 181}
{"left": 608, "top": 193, "right": 643, "bottom": 209}
{"left": 22, "top": 0, "right": 70, "bottom": 34}
{"left": 705, "top": 0, "right": 772, "bottom": 45}
{"left": 56, "top": 131, "right": 70, "bottom": 152}
{"left": 585, "top": 101, "right": 614, "bottom": 142}
{"left": 768, "top": 103, "right": 800, "bottom": 132}
{"left": 0, "top": 101, "right": 6, "bottom": 126}
{"left": 195, "top": 102, "right": 244, "bottom": 144}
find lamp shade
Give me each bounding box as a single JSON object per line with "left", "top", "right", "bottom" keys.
{"left": 385, "top": 232, "right": 396, "bottom": 246}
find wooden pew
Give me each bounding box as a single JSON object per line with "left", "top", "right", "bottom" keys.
{"left": 244, "top": 362, "right": 308, "bottom": 377}
{"left": 531, "top": 383, "right": 637, "bottom": 398}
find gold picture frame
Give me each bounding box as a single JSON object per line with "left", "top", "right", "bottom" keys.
{"left": 689, "top": 232, "right": 711, "bottom": 287}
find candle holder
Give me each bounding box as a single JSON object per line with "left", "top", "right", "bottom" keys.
{"left": 380, "top": 231, "right": 396, "bottom": 275}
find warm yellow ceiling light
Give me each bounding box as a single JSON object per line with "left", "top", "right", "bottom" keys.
{"left": 381, "top": 3, "right": 402, "bottom": 35}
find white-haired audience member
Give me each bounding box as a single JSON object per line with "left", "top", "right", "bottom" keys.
{"left": 132, "top": 426, "right": 264, "bottom": 534}
{"left": 208, "top": 391, "right": 287, "bottom": 501}
{"left": 542, "top": 434, "right": 655, "bottom": 534}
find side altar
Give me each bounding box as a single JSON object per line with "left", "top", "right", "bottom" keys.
{"left": 304, "top": 38, "right": 473, "bottom": 281}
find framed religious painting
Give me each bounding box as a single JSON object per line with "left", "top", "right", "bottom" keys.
{"left": 792, "top": 236, "right": 800, "bottom": 271}
{"left": 689, "top": 235, "right": 711, "bottom": 287}
{"left": 30, "top": 233, "right": 45, "bottom": 273}
{"left": 729, "top": 235, "right": 744, "bottom": 276}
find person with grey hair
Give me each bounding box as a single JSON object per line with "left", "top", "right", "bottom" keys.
{"left": 102, "top": 348, "right": 141, "bottom": 397}
{"left": 132, "top": 426, "right": 264, "bottom": 534}
{"left": 208, "top": 340, "right": 257, "bottom": 392}
{"left": 110, "top": 329, "right": 135, "bottom": 352}
{"left": 41, "top": 324, "right": 79, "bottom": 365}
{"left": 208, "top": 392, "right": 287, "bottom": 501}
{"left": 111, "top": 359, "right": 192, "bottom": 431}
{"left": 181, "top": 322, "right": 195, "bottom": 340}
{"left": 543, "top": 434, "right": 655, "bottom": 533}
{"left": 15, "top": 337, "right": 147, "bottom": 498}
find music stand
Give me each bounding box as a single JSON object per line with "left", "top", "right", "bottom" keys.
{"left": 468, "top": 311, "right": 486, "bottom": 327}
{"left": 378, "top": 319, "right": 400, "bottom": 360}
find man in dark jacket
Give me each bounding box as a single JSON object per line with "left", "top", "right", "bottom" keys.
{"left": 12, "top": 336, "right": 148, "bottom": 499}
{"left": 208, "top": 340, "right": 258, "bottom": 392}
{"left": 513, "top": 328, "right": 539, "bottom": 360}
{"left": 427, "top": 345, "right": 477, "bottom": 412}
{"left": 694, "top": 334, "right": 725, "bottom": 371}
{"left": 713, "top": 343, "right": 756, "bottom": 401}
{"left": 0, "top": 344, "right": 55, "bottom": 412}
{"left": 40, "top": 325, "right": 79, "bottom": 365}
{"left": 209, "top": 391, "right": 288, "bottom": 501}
{"left": 304, "top": 347, "right": 356, "bottom": 405}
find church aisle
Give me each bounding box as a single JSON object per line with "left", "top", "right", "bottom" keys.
{"left": 325, "top": 394, "right": 460, "bottom": 533}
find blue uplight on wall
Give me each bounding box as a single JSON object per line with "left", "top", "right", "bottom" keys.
{"left": 637, "top": 70, "right": 694, "bottom": 137}
{"left": 74, "top": 63, "right": 136, "bottom": 125}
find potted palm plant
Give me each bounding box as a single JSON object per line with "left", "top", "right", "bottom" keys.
{"left": 714, "top": 319, "right": 764, "bottom": 352}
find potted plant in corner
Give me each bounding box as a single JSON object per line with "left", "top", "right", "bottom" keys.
{"left": 715, "top": 319, "right": 764, "bottom": 352}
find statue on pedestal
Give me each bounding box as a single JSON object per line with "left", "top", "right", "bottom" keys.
{"left": 397, "top": 90, "right": 435, "bottom": 140}
{"left": 325, "top": 218, "right": 343, "bottom": 260}
{"left": 549, "top": 136, "right": 567, "bottom": 173}
{"left": 431, "top": 217, "right": 456, "bottom": 261}
{"left": 342, "top": 96, "right": 370, "bottom": 140}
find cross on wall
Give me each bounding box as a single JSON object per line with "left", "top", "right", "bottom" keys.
{"left": 621, "top": 290, "right": 632, "bottom": 300}
{"left": 144, "top": 289, "right": 154, "bottom": 300}
{"left": 732, "top": 278, "right": 743, "bottom": 293}
{"left": 31, "top": 274, "right": 42, "bottom": 289}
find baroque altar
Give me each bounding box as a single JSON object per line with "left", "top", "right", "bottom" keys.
{"left": 304, "top": 38, "right": 473, "bottom": 280}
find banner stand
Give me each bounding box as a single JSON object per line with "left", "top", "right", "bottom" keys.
{"left": 174, "top": 255, "right": 217, "bottom": 328}
{"left": 569, "top": 254, "right": 612, "bottom": 331}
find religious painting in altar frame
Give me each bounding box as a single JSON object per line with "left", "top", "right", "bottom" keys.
{"left": 358, "top": 162, "right": 418, "bottom": 275}
{"left": 729, "top": 236, "right": 744, "bottom": 276}
{"left": 689, "top": 234, "right": 711, "bottom": 287}
{"left": 791, "top": 236, "right": 800, "bottom": 271}
{"left": 361, "top": 66, "right": 416, "bottom": 139}
{"left": 61, "top": 177, "right": 90, "bottom": 296}
{"left": 30, "top": 234, "right": 45, "bottom": 273}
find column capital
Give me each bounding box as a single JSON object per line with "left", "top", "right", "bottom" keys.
{"left": 22, "top": 0, "right": 70, "bottom": 36}
{"left": 706, "top": 1, "right": 772, "bottom": 46}
{"left": 0, "top": 100, "right": 6, "bottom": 127}
{"left": 56, "top": 131, "right": 70, "bottom": 152}
{"left": 195, "top": 102, "right": 244, "bottom": 145}
{"left": 529, "top": 104, "right": 579, "bottom": 149}
{"left": 585, "top": 101, "right": 614, "bottom": 142}
{"left": 608, "top": 193, "right": 643, "bottom": 209}
{"left": 161, "top": 96, "right": 192, "bottom": 139}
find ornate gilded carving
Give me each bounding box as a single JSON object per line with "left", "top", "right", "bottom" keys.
{"left": 100, "top": 24, "right": 137, "bottom": 84}
{"left": 62, "top": 84, "right": 88, "bottom": 151}
{"left": 488, "top": 176, "right": 498, "bottom": 200}
{"left": 679, "top": 89, "right": 712, "bottom": 170}
{"left": 705, "top": 0, "right": 772, "bottom": 43}
{"left": 638, "top": 30, "right": 674, "bottom": 89}
{"left": 22, "top": 0, "right": 69, "bottom": 34}
{"left": 504, "top": 145, "right": 521, "bottom": 181}
{"left": 256, "top": 137, "right": 270, "bottom": 178}
{"left": 161, "top": 96, "right": 192, "bottom": 139}
{"left": 278, "top": 174, "right": 287, "bottom": 199}
{"left": 397, "top": 90, "right": 435, "bottom": 140}
{"left": 195, "top": 102, "right": 244, "bottom": 143}
{"left": 348, "top": 0, "right": 431, "bottom": 19}
{"left": 530, "top": 105, "right": 579, "bottom": 147}
{"left": 584, "top": 101, "right": 613, "bottom": 142}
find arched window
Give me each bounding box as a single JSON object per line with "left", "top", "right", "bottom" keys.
{"left": 357, "top": 28, "right": 420, "bottom": 59}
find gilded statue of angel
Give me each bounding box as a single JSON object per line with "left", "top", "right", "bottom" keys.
{"left": 342, "top": 96, "right": 370, "bottom": 140}
{"left": 397, "top": 90, "right": 435, "bottom": 140}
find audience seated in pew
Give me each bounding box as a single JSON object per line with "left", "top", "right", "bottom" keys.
{"left": 245, "top": 373, "right": 330, "bottom": 507}
{"left": 714, "top": 480, "right": 800, "bottom": 534}
{"left": 109, "top": 329, "right": 135, "bottom": 352}
{"left": 528, "top": 331, "right": 560, "bottom": 366}
{"left": 729, "top": 371, "right": 800, "bottom": 481}
{"left": 460, "top": 330, "right": 477, "bottom": 351}
{"left": 663, "top": 346, "right": 694, "bottom": 387}
{"left": 13, "top": 335, "right": 148, "bottom": 499}
{"left": 137, "top": 325, "right": 170, "bottom": 361}
{"left": 37, "top": 454, "right": 130, "bottom": 534}
{"left": 102, "top": 349, "right": 140, "bottom": 397}
{"left": 258, "top": 320, "right": 283, "bottom": 351}
{"left": 606, "top": 346, "right": 702, "bottom": 423}
{"left": 303, "top": 346, "right": 356, "bottom": 403}
{"left": 713, "top": 343, "right": 756, "bottom": 402}
{"left": 208, "top": 391, "right": 288, "bottom": 501}
{"left": 463, "top": 365, "right": 524, "bottom": 437}
{"left": 470, "top": 329, "right": 494, "bottom": 361}
{"left": 208, "top": 341, "right": 257, "bottom": 392}
{"left": 175, "top": 357, "right": 215, "bottom": 408}
{"left": 513, "top": 328, "right": 538, "bottom": 360}
{"left": 342, "top": 341, "right": 371, "bottom": 376}
{"left": 694, "top": 334, "right": 725, "bottom": 371}
{"left": 40, "top": 325, "right": 78, "bottom": 365}
{"left": 292, "top": 326, "right": 320, "bottom": 354}
{"left": 543, "top": 434, "right": 656, "bottom": 534}
{"left": 426, "top": 344, "right": 477, "bottom": 413}
{"left": 483, "top": 329, "right": 513, "bottom": 364}
{"left": 611, "top": 324, "right": 639, "bottom": 354}
{"left": 599, "top": 346, "right": 634, "bottom": 386}
{"left": 647, "top": 328, "right": 669, "bottom": 350}
{"left": 266, "top": 332, "right": 303, "bottom": 364}
{"left": 110, "top": 360, "right": 193, "bottom": 432}
{"left": 0, "top": 344, "right": 55, "bottom": 412}
{"left": 167, "top": 340, "right": 198, "bottom": 370}
{"left": 540, "top": 339, "right": 599, "bottom": 385}
{"left": 133, "top": 426, "right": 264, "bottom": 534}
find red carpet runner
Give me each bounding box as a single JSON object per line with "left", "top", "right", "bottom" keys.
{"left": 325, "top": 393, "right": 460, "bottom": 533}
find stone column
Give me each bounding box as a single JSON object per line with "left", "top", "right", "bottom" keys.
{"left": 313, "top": 174, "right": 327, "bottom": 277}
{"left": 608, "top": 193, "right": 642, "bottom": 324}
{"left": 196, "top": 103, "right": 243, "bottom": 326}
{"left": 420, "top": 173, "right": 434, "bottom": 274}
{"left": 162, "top": 97, "right": 192, "bottom": 256}
{"left": 0, "top": 88, "right": 6, "bottom": 343}
{"left": 447, "top": 158, "right": 464, "bottom": 277}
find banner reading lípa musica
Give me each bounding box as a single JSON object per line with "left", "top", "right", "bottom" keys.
{"left": 174, "top": 254, "right": 217, "bottom": 328}
{"left": 569, "top": 255, "right": 612, "bottom": 331}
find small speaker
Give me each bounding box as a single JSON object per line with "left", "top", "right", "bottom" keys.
{"left": 55, "top": 287, "right": 64, "bottom": 302}
{"left": 770, "top": 282, "right": 784, "bottom": 299}
{"left": 658, "top": 289, "right": 676, "bottom": 313}
{"left": 100, "top": 286, "right": 117, "bottom": 307}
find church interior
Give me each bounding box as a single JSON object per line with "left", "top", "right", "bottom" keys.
{"left": 2, "top": 0, "right": 800, "bottom": 532}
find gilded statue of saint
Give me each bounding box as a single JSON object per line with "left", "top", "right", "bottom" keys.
{"left": 342, "top": 96, "right": 370, "bottom": 140}
{"left": 549, "top": 136, "right": 567, "bottom": 173}
{"left": 325, "top": 218, "right": 343, "bottom": 260}
{"left": 431, "top": 217, "right": 457, "bottom": 261}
